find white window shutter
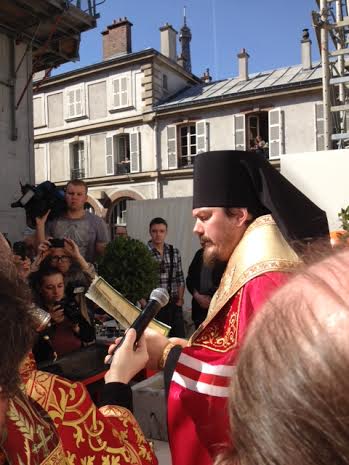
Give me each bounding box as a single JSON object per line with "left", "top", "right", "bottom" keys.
{"left": 315, "top": 103, "right": 325, "bottom": 151}
{"left": 105, "top": 136, "right": 114, "bottom": 175}
{"left": 196, "top": 121, "right": 209, "bottom": 154}
{"left": 68, "top": 90, "right": 75, "bottom": 118}
{"left": 268, "top": 108, "right": 284, "bottom": 158}
{"left": 113, "top": 79, "right": 120, "bottom": 107}
{"left": 130, "top": 132, "right": 140, "bottom": 173}
{"left": 167, "top": 125, "right": 178, "bottom": 169}
{"left": 233, "top": 114, "right": 246, "bottom": 150}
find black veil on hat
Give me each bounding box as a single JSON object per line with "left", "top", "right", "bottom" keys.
{"left": 193, "top": 151, "right": 329, "bottom": 244}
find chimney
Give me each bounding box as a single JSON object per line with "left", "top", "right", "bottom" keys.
{"left": 237, "top": 48, "right": 249, "bottom": 81}
{"left": 159, "top": 23, "right": 177, "bottom": 62}
{"left": 201, "top": 68, "right": 212, "bottom": 83}
{"left": 102, "top": 17, "right": 133, "bottom": 60}
{"left": 301, "top": 28, "right": 312, "bottom": 70}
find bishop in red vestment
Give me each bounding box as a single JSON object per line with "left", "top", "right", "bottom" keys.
{"left": 144, "top": 150, "right": 329, "bottom": 465}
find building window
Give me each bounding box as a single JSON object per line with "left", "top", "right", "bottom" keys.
{"left": 179, "top": 124, "right": 197, "bottom": 167}
{"left": 109, "top": 197, "right": 133, "bottom": 239}
{"left": 105, "top": 132, "right": 140, "bottom": 175}
{"left": 234, "top": 111, "right": 273, "bottom": 158}
{"left": 162, "top": 74, "right": 168, "bottom": 91}
{"left": 65, "top": 86, "right": 85, "bottom": 120}
{"left": 167, "top": 121, "right": 209, "bottom": 169}
{"left": 115, "top": 135, "right": 130, "bottom": 174}
{"left": 70, "top": 141, "right": 85, "bottom": 179}
{"left": 110, "top": 76, "right": 130, "bottom": 110}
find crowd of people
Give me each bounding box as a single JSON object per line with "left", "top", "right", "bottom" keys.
{"left": 1, "top": 150, "right": 348, "bottom": 465}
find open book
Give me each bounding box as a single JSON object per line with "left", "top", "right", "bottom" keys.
{"left": 86, "top": 276, "right": 171, "bottom": 336}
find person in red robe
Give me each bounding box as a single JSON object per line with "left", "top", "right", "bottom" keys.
{"left": 0, "top": 233, "right": 157, "bottom": 465}
{"left": 140, "top": 150, "right": 330, "bottom": 465}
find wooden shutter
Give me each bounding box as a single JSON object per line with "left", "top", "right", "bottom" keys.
{"left": 130, "top": 132, "right": 140, "bottom": 173}
{"left": 167, "top": 125, "right": 178, "bottom": 169}
{"left": 113, "top": 79, "right": 120, "bottom": 108}
{"left": 120, "top": 76, "right": 128, "bottom": 107}
{"left": 315, "top": 103, "right": 325, "bottom": 151}
{"left": 268, "top": 108, "right": 284, "bottom": 158}
{"left": 233, "top": 114, "right": 246, "bottom": 150}
{"left": 196, "top": 120, "right": 209, "bottom": 154}
{"left": 105, "top": 136, "right": 114, "bottom": 175}
{"left": 67, "top": 90, "right": 75, "bottom": 118}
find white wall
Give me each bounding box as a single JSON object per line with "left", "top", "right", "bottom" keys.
{"left": 0, "top": 34, "right": 34, "bottom": 241}
{"left": 281, "top": 149, "right": 349, "bottom": 231}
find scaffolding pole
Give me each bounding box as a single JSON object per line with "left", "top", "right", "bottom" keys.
{"left": 320, "top": 0, "right": 332, "bottom": 149}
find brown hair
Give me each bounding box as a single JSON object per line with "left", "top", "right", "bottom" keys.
{"left": 0, "top": 235, "right": 35, "bottom": 395}
{"left": 66, "top": 179, "right": 88, "bottom": 194}
{"left": 217, "top": 249, "right": 349, "bottom": 465}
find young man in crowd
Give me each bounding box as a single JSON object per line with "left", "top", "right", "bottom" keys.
{"left": 147, "top": 217, "right": 185, "bottom": 337}
{"left": 36, "top": 179, "right": 109, "bottom": 262}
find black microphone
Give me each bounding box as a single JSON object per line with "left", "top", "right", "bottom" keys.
{"left": 106, "top": 288, "right": 169, "bottom": 365}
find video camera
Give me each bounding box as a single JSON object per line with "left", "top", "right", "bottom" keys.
{"left": 11, "top": 181, "right": 66, "bottom": 225}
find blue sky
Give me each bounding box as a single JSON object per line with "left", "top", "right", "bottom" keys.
{"left": 55, "top": 0, "right": 320, "bottom": 80}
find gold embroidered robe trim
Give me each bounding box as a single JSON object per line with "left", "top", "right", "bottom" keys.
{"left": 189, "top": 214, "right": 302, "bottom": 345}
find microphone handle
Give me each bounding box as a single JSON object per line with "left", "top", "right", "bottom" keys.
{"left": 105, "top": 301, "right": 160, "bottom": 366}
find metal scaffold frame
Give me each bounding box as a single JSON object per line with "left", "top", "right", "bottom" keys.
{"left": 313, "top": 0, "right": 349, "bottom": 148}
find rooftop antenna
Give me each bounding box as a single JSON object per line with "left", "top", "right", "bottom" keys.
{"left": 183, "top": 5, "right": 187, "bottom": 26}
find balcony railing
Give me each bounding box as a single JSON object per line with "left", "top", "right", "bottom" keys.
{"left": 71, "top": 168, "right": 85, "bottom": 180}
{"left": 72, "top": 0, "right": 105, "bottom": 18}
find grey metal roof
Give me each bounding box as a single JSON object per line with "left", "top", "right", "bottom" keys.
{"left": 156, "top": 62, "right": 322, "bottom": 110}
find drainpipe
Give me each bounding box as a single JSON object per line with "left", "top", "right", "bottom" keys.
{"left": 153, "top": 118, "right": 161, "bottom": 199}
{"left": 9, "top": 38, "right": 17, "bottom": 141}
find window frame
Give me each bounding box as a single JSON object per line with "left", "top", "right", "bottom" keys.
{"left": 64, "top": 84, "right": 87, "bottom": 121}
{"left": 109, "top": 73, "right": 132, "bottom": 112}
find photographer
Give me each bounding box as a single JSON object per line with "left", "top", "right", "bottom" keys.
{"left": 33, "top": 237, "right": 96, "bottom": 322}
{"left": 35, "top": 179, "right": 109, "bottom": 263}
{"left": 30, "top": 267, "right": 95, "bottom": 363}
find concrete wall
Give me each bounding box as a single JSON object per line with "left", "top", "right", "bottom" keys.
{"left": 0, "top": 33, "right": 34, "bottom": 241}
{"left": 281, "top": 149, "right": 349, "bottom": 231}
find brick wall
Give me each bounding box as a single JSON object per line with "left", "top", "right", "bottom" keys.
{"left": 102, "top": 18, "right": 132, "bottom": 60}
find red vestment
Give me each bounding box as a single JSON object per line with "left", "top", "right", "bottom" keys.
{"left": 167, "top": 215, "right": 302, "bottom": 465}
{"left": 12, "top": 353, "right": 158, "bottom": 465}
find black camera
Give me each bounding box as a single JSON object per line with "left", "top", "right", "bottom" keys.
{"left": 11, "top": 181, "right": 66, "bottom": 226}
{"left": 49, "top": 238, "right": 65, "bottom": 248}
{"left": 13, "top": 241, "right": 27, "bottom": 260}
{"left": 56, "top": 298, "right": 81, "bottom": 325}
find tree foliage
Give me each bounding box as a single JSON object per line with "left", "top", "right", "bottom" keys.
{"left": 97, "top": 236, "right": 158, "bottom": 304}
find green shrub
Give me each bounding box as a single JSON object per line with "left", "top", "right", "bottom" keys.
{"left": 97, "top": 236, "right": 158, "bottom": 304}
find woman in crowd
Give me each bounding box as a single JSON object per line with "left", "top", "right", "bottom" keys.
{"left": 30, "top": 266, "right": 95, "bottom": 362}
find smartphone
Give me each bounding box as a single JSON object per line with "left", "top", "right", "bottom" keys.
{"left": 49, "top": 238, "right": 65, "bottom": 248}
{"left": 13, "top": 241, "right": 27, "bottom": 260}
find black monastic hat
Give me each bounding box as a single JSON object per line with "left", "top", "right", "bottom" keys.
{"left": 193, "top": 151, "right": 329, "bottom": 243}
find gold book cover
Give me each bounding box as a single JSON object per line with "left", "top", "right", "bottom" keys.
{"left": 86, "top": 276, "right": 171, "bottom": 336}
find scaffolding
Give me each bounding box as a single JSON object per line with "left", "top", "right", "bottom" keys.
{"left": 313, "top": 0, "right": 349, "bottom": 148}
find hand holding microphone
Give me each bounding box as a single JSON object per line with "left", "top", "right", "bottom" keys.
{"left": 105, "top": 288, "right": 169, "bottom": 366}
{"left": 104, "top": 328, "right": 149, "bottom": 384}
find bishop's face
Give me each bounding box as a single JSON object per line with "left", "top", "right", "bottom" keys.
{"left": 193, "top": 207, "right": 248, "bottom": 266}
